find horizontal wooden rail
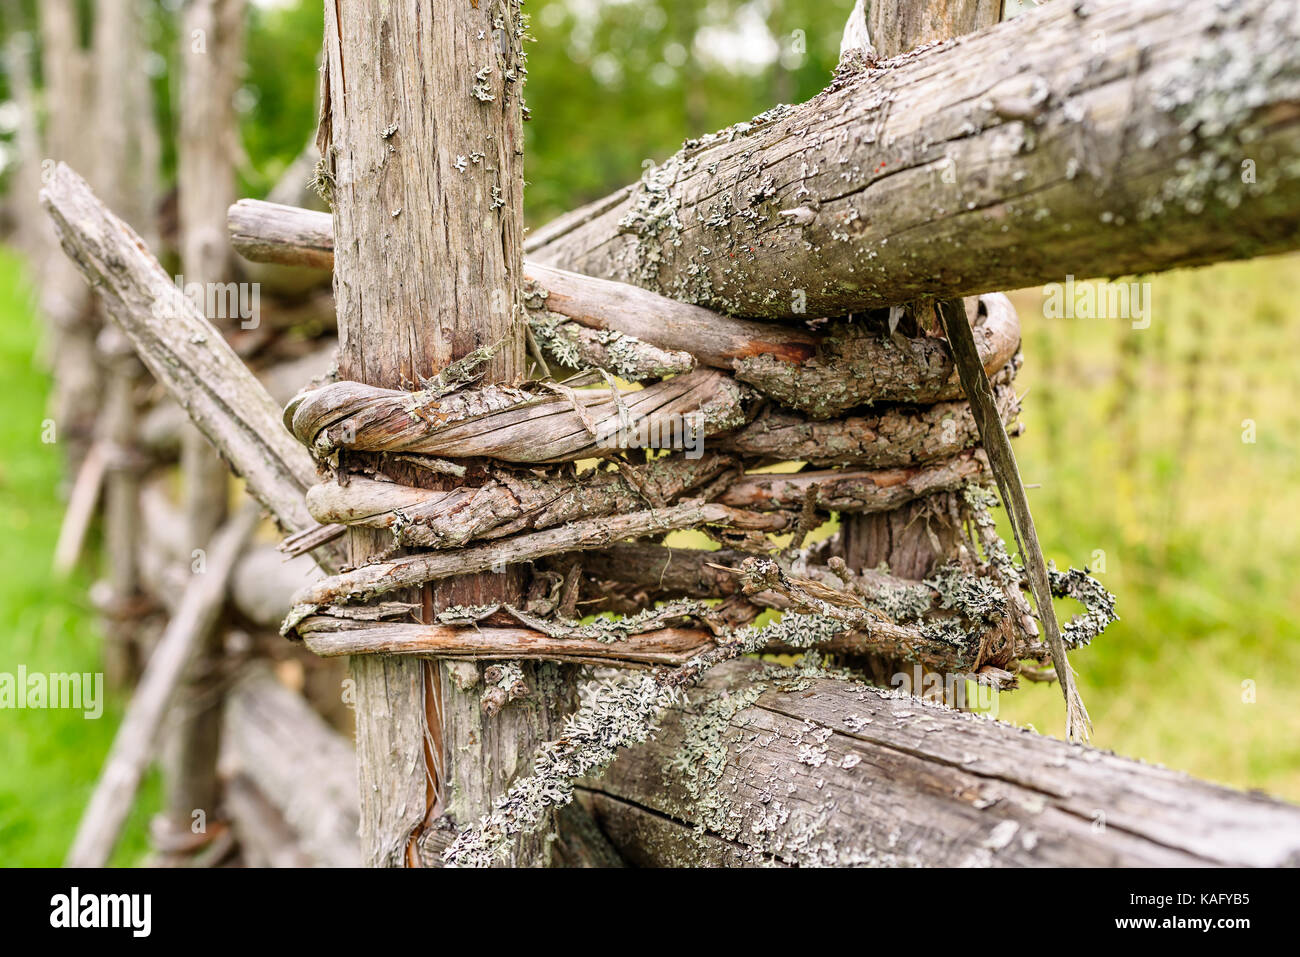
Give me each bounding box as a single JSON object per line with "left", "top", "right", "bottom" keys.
{"left": 584, "top": 659, "right": 1300, "bottom": 867}
{"left": 528, "top": 0, "right": 1300, "bottom": 318}
{"left": 230, "top": 199, "right": 1021, "bottom": 417}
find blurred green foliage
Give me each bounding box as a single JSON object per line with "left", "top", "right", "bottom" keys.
{"left": 994, "top": 262, "right": 1300, "bottom": 798}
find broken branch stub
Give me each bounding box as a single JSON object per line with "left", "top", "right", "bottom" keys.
{"left": 40, "top": 163, "right": 343, "bottom": 572}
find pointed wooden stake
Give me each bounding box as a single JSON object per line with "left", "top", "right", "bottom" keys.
{"left": 936, "top": 297, "right": 1090, "bottom": 741}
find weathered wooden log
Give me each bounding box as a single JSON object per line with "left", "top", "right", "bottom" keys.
{"left": 136, "top": 341, "right": 338, "bottom": 458}
{"left": 528, "top": 0, "right": 1300, "bottom": 319}
{"left": 717, "top": 452, "right": 986, "bottom": 513}
{"left": 228, "top": 199, "right": 334, "bottom": 270}
{"left": 299, "top": 620, "right": 715, "bottom": 667}
{"left": 286, "top": 367, "right": 755, "bottom": 463}
{"left": 524, "top": 259, "right": 820, "bottom": 368}
{"left": 222, "top": 663, "right": 361, "bottom": 868}
{"left": 230, "top": 200, "right": 1019, "bottom": 413}
{"left": 40, "top": 164, "right": 343, "bottom": 572}
{"left": 583, "top": 659, "right": 1300, "bottom": 867}
{"left": 65, "top": 505, "right": 260, "bottom": 867}
{"left": 282, "top": 500, "right": 787, "bottom": 632}
{"left": 229, "top": 200, "right": 817, "bottom": 369}
{"left": 716, "top": 370, "right": 1019, "bottom": 466}
{"left": 305, "top": 454, "right": 736, "bottom": 548}
{"left": 223, "top": 774, "right": 317, "bottom": 868}
{"left": 229, "top": 200, "right": 814, "bottom": 367}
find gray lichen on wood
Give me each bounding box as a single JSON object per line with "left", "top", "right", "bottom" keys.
{"left": 528, "top": 0, "right": 1300, "bottom": 319}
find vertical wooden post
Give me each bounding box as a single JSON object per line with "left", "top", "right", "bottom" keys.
{"left": 4, "top": 27, "right": 46, "bottom": 271}
{"left": 320, "top": 0, "right": 568, "bottom": 866}
{"left": 38, "top": 0, "right": 99, "bottom": 469}
{"left": 89, "top": 0, "right": 155, "bottom": 686}
{"left": 155, "top": 0, "right": 247, "bottom": 859}
{"left": 836, "top": 1, "right": 1003, "bottom": 687}
{"left": 857, "top": 0, "right": 1003, "bottom": 60}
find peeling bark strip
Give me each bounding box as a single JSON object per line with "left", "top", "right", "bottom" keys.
{"left": 303, "top": 450, "right": 981, "bottom": 550}
{"left": 528, "top": 0, "right": 1300, "bottom": 319}
{"left": 231, "top": 199, "right": 1020, "bottom": 413}
{"left": 39, "top": 165, "right": 343, "bottom": 572}
{"left": 584, "top": 660, "right": 1300, "bottom": 867}
{"left": 305, "top": 454, "right": 736, "bottom": 547}
{"left": 281, "top": 501, "right": 786, "bottom": 635}
{"left": 717, "top": 370, "right": 1020, "bottom": 467}
{"left": 731, "top": 295, "right": 1019, "bottom": 417}
{"left": 286, "top": 368, "right": 756, "bottom": 463}
{"left": 716, "top": 451, "right": 987, "bottom": 512}
{"left": 298, "top": 621, "right": 716, "bottom": 667}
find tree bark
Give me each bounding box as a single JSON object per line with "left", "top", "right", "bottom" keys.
{"left": 320, "top": 0, "right": 567, "bottom": 867}
{"left": 527, "top": 0, "right": 1300, "bottom": 319}
{"left": 583, "top": 660, "right": 1300, "bottom": 867}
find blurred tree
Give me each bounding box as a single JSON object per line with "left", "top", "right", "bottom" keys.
{"left": 521, "top": 0, "right": 846, "bottom": 223}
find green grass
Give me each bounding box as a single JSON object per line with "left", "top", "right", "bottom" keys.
{"left": 992, "top": 256, "right": 1300, "bottom": 800}
{"left": 0, "top": 247, "right": 158, "bottom": 866}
